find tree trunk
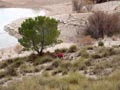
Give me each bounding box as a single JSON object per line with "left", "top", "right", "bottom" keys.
{"left": 36, "top": 49, "right": 43, "bottom": 56}
{"left": 39, "top": 48, "right": 44, "bottom": 56}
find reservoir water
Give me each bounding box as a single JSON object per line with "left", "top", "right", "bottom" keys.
{"left": 0, "top": 8, "right": 46, "bottom": 49}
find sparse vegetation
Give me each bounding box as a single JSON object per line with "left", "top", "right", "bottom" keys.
{"left": 98, "top": 40, "right": 104, "bottom": 46}
{"left": 34, "top": 55, "right": 53, "bottom": 65}
{"left": 0, "top": 45, "right": 120, "bottom": 90}
{"left": 68, "top": 45, "right": 77, "bottom": 52}
{"left": 1, "top": 70, "right": 120, "bottom": 90}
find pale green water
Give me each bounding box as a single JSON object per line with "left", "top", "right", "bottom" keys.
{"left": 0, "top": 8, "right": 46, "bottom": 49}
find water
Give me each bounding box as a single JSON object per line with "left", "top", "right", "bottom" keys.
{"left": 0, "top": 8, "right": 46, "bottom": 49}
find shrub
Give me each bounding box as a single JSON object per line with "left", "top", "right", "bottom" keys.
{"left": 59, "top": 61, "right": 73, "bottom": 72}
{"left": 52, "top": 69, "right": 62, "bottom": 76}
{"left": 51, "top": 60, "right": 61, "bottom": 68}
{"left": 34, "top": 55, "right": 53, "bottom": 65}
{"left": 78, "top": 49, "right": 90, "bottom": 58}
{"left": 0, "top": 61, "right": 9, "bottom": 69}
{"left": 68, "top": 45, "right": 77, "bottom": 53}
{"left": 19, "top": 63, "right": 35, "bottom": 73}
{"left": 42, "top": 71, "right": 50, "bottom": 77}
{"left": 63, "top": 72, "right": 86, "bottom": 84}
{"left": 85, "top": 11, "right": 119, "bottom": 39}
{"left": 72, "top": 58, "right": 88, "bottom": 70}
{"left": 91, "top": 53, "right": 101, "bottom": 59}
{"left": 6, "top": 67, "right": 17, "bottom": 76}
{"left": 0, "top": 70, "right": 7, "bottom": 78}
{"left": 98, "top": 41, "right": 104, "bottom": 47}
{"left": 55, "top": 48, "right": 68, "bottom": 53}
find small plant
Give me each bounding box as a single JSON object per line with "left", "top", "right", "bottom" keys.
{"left": 55, "top": 48, "right": 68, "bottom": 53}
{"left": 34, "top": 55, "right": 53, "bottom": 65}
{"left": 52, "top": 69, "right": 62, "bottom": 76}
{"left": 68, "top": 45, "right": 77, "bottom": 53}
{"left": 51, "top": 60, "right": 61, "bottom": 68}
{"left": 72, "top": 58, "right": 87, "bottom": 70}
{"left": 98, "top": 41, "right": 104, "bottom": 47}
{"left": 56, "top": 40, "right": 63, "bottom": 44}
{"left": 19, "top": 63, "right": 35, "bottom": 73}
{"left": 42, "top": 71, "right": 50, "bottom": 77}
{"left": 91, "top": 53, "right": 101, "bottom": 59}
{"left": 0, "top": 70, "right": 7, "bottom": 78}
{"left": 78, "top": 49, "right": 89, "bottom": 58}
{"left": 6, "top": 67, "right": 17, "bottom": 76}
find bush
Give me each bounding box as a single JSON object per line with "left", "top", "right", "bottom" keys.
{"left": 55, "top": 48, "right": 68, "bottom": 53}
{"left": 85, "top": 11, "right": 119, "bottom": 39}
{"left": 0, "top": 70, "right": 7, "bottom": 78}
{"left": 98, "top": 41, "right": 104, "bottom": 47}
{"left": 78, "top": 49, "right": 90, "bottom": 58}
{"left": 19, "top": 63, "right": 35, "bottom": 73}
{"left": 51, "top": 60, "right": 61, "bottom": 68}
{"left": 6, "top": 67, "right": 17, "bottom": 76}
{"left": 91, "top": 53, "right": 101, "bottom": 59}
{"left": 68, "top": 45, "right": 77, "bottom": 53}
{"left": 72, "top": 58, "right": 88, "bottom": 70}
{"left": 34, "top": 55, "right": 53, "bottom": 65}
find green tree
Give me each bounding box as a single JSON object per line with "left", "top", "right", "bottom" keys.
{"left": 18, "top": 16, "right": 60, "bottom": 55}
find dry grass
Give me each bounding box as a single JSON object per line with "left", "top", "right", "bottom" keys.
{"left": 0, "top": 45, "right": 119, "bottom": 89}
{"left": 0, "top": 70, "right": 120, "bottom": 90}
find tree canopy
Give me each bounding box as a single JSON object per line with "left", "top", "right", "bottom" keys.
{"left": 18, "top": 16, "right": 60, "bottom": 55}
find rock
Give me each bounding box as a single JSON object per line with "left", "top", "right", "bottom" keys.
{"left": 92, "top": 1, "right": 120, "bottom": 12}
{"left": 5, "top": 13, "right": 91, "bottom": 43}
{"left": 4, "top": 18, "right": 26, "bottom": 39}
